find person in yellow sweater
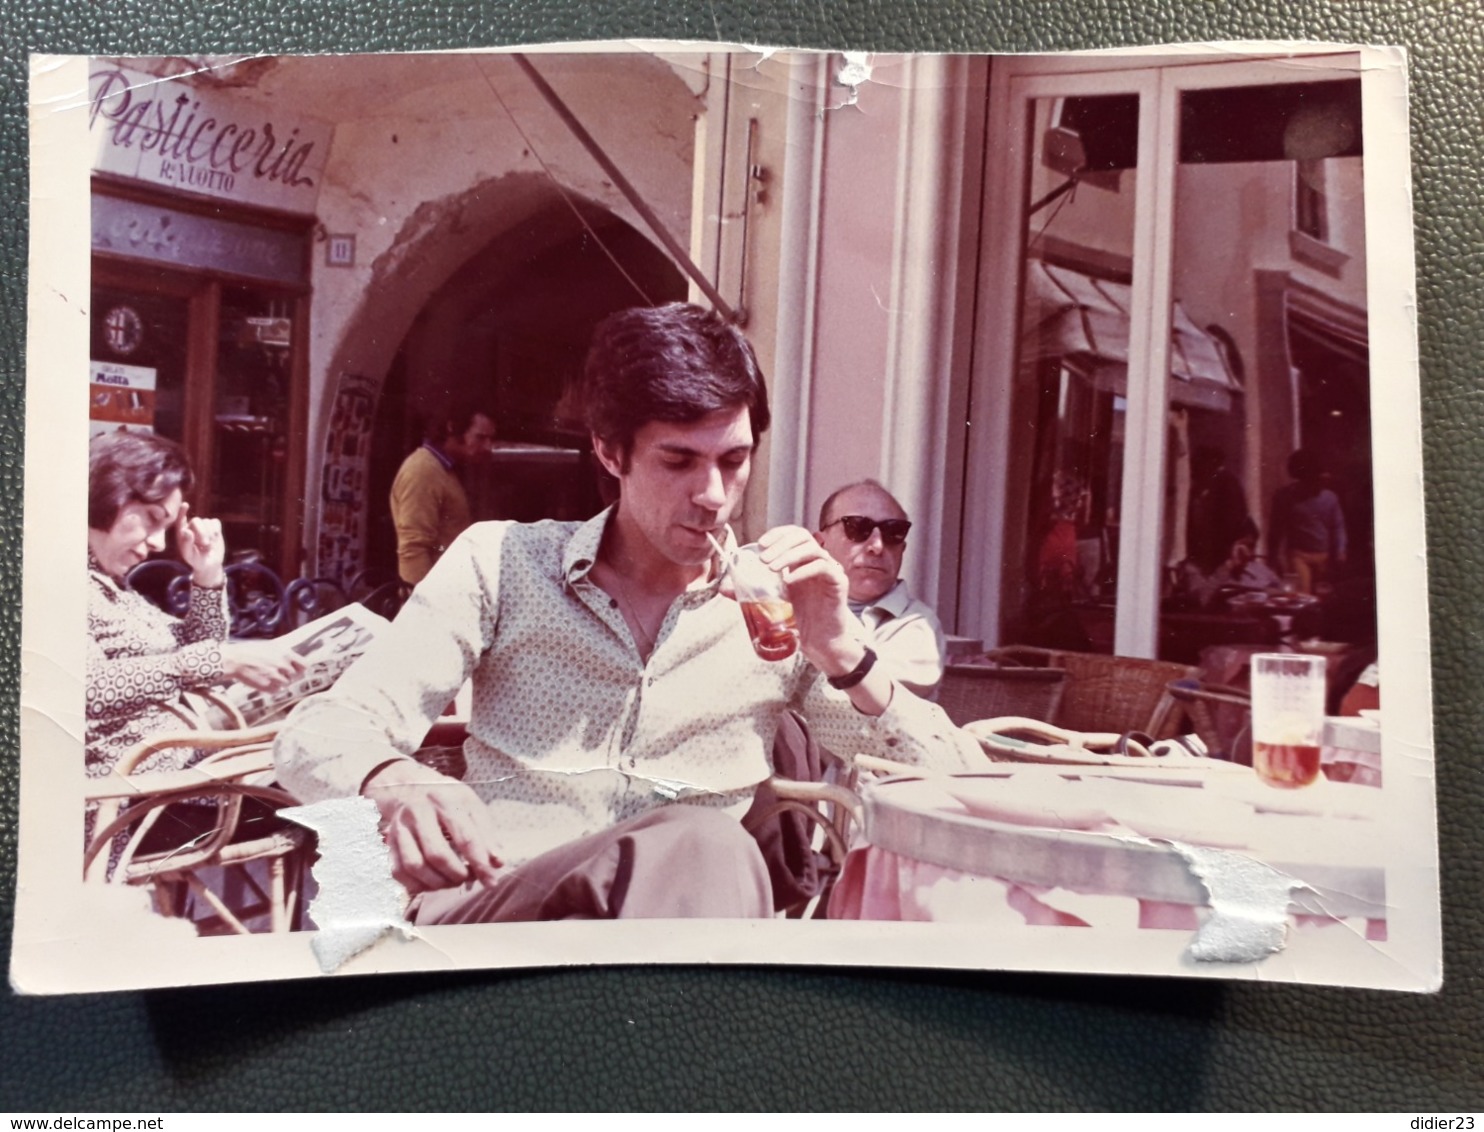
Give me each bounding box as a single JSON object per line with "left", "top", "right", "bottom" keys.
{"left": 390, "top": 402, "right": 497, "bottom": 585}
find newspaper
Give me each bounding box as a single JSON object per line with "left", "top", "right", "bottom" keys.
{"left": 184, "top": 605, "right": 385, "bottom": 729}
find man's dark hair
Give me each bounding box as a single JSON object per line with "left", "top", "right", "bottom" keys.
{"left": 581, "top": 303, "right": 769, "bottom": 463}
{"left": 425, "top": 399, "right": 495, "bottom": 446}
{"left": 89, "top": 430, "right": 194, "bottom": 531}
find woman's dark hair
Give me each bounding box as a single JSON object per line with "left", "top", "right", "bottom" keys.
{"left": 88, "top": 430, "right": 195, "bottom": 531}
{"left": 581, "top": 303, "right": 770, "bottom": 465}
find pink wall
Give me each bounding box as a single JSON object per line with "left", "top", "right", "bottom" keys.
{"left": 799, "top": 76, "right": 906, "bottom": 525}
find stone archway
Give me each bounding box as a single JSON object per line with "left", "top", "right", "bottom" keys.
{"left": 313, "top": 173, "right": 685, "bottom": 582}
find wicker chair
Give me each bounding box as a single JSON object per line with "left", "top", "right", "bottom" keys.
{"left": 987, "top": 646, "right": 1198, "bottom": 738}
{"left": 938, "top": 663, "right": 1068, "bottom": 728}
{"left": 1163, "top": 680, "right": 1252, "bottom": 761}
{"left": 84, "top": 725, "right": 310, "bottom": 935}
{"left": 741, "top": 711, "right": 861, "bottom": 918}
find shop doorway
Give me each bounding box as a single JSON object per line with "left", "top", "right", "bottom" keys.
{"left": 91, "top": 212, "right": 311, "bottom": 584}
{"left": 361, "top": 198, "right": 687, "bottom": 581}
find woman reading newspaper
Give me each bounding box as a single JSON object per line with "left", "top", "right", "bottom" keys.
{"left": 85, "top": 430, "right": 308, "bottom": 878}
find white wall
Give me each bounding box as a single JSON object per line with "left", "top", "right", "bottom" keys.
{"left": 765, "top": 54, "right": 983, "bottom": 617}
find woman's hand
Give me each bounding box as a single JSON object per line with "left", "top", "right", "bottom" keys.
{"left": 176, "top": 503, "right": 226, "bottom": 588}
{"left": 220, "top": 640, "right": 307, "bottom": 691}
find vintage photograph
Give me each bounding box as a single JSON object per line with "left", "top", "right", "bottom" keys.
{"left": 14, "top": 43, "right": 1438, "bottom": 993}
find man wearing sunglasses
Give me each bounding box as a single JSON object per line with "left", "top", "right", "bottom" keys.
{"left": 816, "top": 480, "right": 946, "bottom": 698}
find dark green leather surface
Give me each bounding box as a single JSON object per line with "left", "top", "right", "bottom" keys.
{"left": 2, "top": 0, "right": 1481, "bottom": 1112}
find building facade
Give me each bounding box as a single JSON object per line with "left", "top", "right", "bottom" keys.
{"left": 88, "top": 46, "right": 1373, "bottom": 660}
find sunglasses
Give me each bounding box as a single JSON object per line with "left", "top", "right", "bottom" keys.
{"left": 824, "top": 515, "right": 912, "bottom": 546}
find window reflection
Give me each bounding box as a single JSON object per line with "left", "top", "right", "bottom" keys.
{"left": 1000, "top": 75, "right": 1373, "bottom": 668}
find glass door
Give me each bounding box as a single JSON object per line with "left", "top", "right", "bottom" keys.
{"left": 1002, "top": 89, "right": 1145, "bottom": 653}
{"left": 963, "top": 53, "right": 1369, "bottom": 660}
{"left": 90, "top": 274, "right": 196, "bottom": 444}
{"left": 91, "top": 261, "right": 308, "bottom": 580}
{"left": 1160, "top": 70, "right": 1369, "bottom": 664}
{"left": 964, "top": 64, "right": 1165, "bottom": 657}
{"left": 212, "top": 285, "right": 296, "bottom": 566}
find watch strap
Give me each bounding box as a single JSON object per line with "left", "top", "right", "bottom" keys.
{"left": 826, "top": 646, "right": 878, "bottom": 690}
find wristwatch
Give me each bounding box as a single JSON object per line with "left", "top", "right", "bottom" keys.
{"left": 826, "top": 646, "right": 878, "bottom": 690}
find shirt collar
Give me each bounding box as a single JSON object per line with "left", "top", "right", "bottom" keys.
{"left": 563, "top": 506, "right": 615, "bottom": 582}
{"left": 562, "top": 505, "right": 734, "bottom": 601}
{"left": 88, "top": 550, "right": 125, "bottom": 595}
{"left": 860, "top": 577, "right": 912, "bottom": 619}
{"left": 421, "top": 441, "right": 456, "bottom": 472}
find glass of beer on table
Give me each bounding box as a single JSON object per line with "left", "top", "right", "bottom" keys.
{"left": 1250, "top": 653, "right": 1327, "bottom": 788}
{"left": 726, "top": 542, "right": 799, "bottom": 662}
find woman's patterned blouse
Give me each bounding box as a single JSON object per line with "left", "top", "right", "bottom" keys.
{"left": 86, "top": 555, "right": 230, "bottom": 778}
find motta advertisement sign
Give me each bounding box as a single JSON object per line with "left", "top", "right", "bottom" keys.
{"left": 88, "top": 359, "right": 156, "bottom": 437}
{"left": 89, "top": 63, "right": 331, "bottom": 215}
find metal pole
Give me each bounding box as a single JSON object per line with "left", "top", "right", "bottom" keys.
{"left": 511, "top": 53, "right": 740, "bottom": 325}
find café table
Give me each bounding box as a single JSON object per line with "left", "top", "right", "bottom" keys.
{"left": 1224, "top": 589, "right": 1322, "bottom": 648}
{"left": 829, "top": 753, "right": 1387, "bottom": 939}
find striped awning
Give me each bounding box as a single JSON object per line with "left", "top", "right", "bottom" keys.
{"left": 1020, "top": 260, "right": 1242, "bottom": 411}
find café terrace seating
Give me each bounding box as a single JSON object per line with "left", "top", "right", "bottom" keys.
{"left": 946, "top": 646, "right": 1199, "bottom": 739}
{"left": 88, "top": 702, "right": 867, "bottom": 932}
{"left": 124, "top": 556, "right": 353, "bottom": 639}
{"left": 84, "top": 722, "right": 310, "bottom": 935}
{"left": 937, "top": 663, "right": 1068, "bottom": 729}
{"left": 104, "top": 565, "right": 1266, "bottom": 931}
{"left": 85, "top": 706, "right": 463, "bottom": 936}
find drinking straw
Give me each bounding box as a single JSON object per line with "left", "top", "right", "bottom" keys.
{"left": 705, "top": 531, "right": 736, "bottom": 572}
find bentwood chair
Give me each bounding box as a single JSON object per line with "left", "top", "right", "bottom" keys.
{"left": 84, "top": 724, "right": 310, "bottom": 935}
{"left": 1162, "top": 679, "right": 1253, "bottom": 762}
{"left": 742, "top": 711, "right": 862, "bottom": 918}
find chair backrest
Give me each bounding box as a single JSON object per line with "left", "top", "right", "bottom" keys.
{"left": 358, "top": 579, "right": 408, "bottom": 620}
{"left": 938, "top": 663, "right": 1068, "bottom": 728}
{"left": 282, "top": 576, "right": 350, "bottom": 631}
{"left": 1165, "top": 680, "right": 1252, "bottom": 761}
{"left": 990, "top": 646, "right": 1198, "bottom": 737}
{"left": 225, "top": 559, "right": 288, "bottom": 638}
{"left": 124, "top": 559, "right": 192, "bottom": 615}
{"left": 83, "top": 726, "right": 309, "bottom": 934}
{"left": 742, "top": 710, "right": 854, "bottom": 917}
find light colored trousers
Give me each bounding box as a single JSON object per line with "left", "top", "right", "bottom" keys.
{"left": 412, "top": 805, "right": 774, "bottom": 924}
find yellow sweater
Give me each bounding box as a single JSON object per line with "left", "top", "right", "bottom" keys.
{"left": 389, "top": 446, "right": 471, "bottom": 584}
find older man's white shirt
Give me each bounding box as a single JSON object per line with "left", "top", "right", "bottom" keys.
{"left": 850, "top": 579, "right": 946, "bottom": 699}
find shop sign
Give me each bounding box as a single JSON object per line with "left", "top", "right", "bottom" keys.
{"left": 89, "top": 360, "right": 157, "bottom": 438}
{"left": 93, "top": 193, "right": 307, "bottom": 284}
{"left": 89, "top": 63, "right": 331, "bottom": 215}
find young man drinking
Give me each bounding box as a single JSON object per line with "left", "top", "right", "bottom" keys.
{"left": 276, "top": 302, "right": 979, "bottom": 923}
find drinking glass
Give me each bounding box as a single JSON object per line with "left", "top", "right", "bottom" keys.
{"left": 728, "top": 543, "right": 799, "bottom": 662}
{"left": 1249, "top": 653, "right": 1327, "bottom": 788}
